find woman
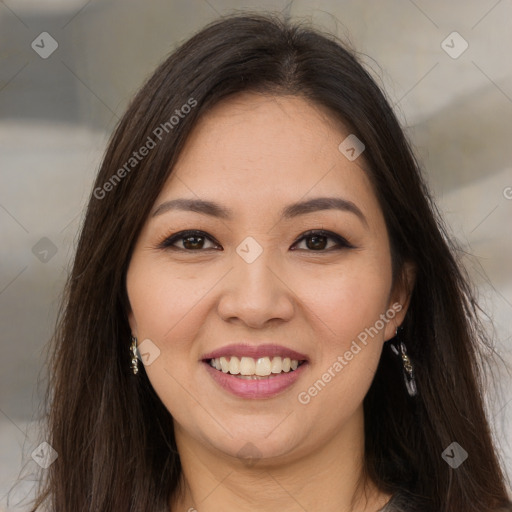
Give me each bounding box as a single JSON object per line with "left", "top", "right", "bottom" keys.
{"left": 27, "top": 12, "right": 511, "bottom": 512}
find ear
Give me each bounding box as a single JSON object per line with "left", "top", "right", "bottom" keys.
{"left": 127, "top": 305, "right": 138, "bottom": 339}
{"left": 383, "top": 261, "right": 416, "bottom": 341}
{"left": 123, "top": 278, "right": 138, "bottom": 338}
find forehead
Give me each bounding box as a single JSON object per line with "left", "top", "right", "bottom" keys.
{"left": 155, "top": 92, "right": 378, "bottom": 221}
{"left": 175, "top": 92, "right": 351, "bottom": 172}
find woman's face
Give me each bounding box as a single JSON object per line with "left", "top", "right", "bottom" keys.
{"left": 126, "top": 92, "right": 410, "bottom": 465}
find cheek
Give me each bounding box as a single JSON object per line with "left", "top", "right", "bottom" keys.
{"left": 127, "top": 256, "right": 212, "bottom": 341}
{"left": 125, "top": 256, "right": 205, "bottom": 408}
{"left": 300, "top": 254, "right": 392, "bottom": 348}
{"left": 292, "top": 253, "right": 392, "bottom": 420}
{"left": 126, "top": 257, "right": 212, "bottom": 425}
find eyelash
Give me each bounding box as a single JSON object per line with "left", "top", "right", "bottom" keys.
{"left": 156, "top": 229, "right": 355, "bottom": 252}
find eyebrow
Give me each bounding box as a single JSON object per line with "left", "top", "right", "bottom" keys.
{"left": 152, "top": 196, "right": 368, "bottom": 226}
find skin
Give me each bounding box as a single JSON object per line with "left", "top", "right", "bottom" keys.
{"left": 126, "top": 92, "right": 414, "bottom": 512}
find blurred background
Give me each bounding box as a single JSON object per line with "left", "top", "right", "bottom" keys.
{"left": 1, "top": 0, "right": 511, "bottom": 509}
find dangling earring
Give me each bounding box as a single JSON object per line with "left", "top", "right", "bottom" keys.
{"left": 388, "top": 326, "right": 417, "bottom": 397}
{"left": 130, "top": 336, "right": 139, "bottom": 375}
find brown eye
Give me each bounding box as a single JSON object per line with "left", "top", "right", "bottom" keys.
{"left": 158, "top": 230, "right": 220, "bottom": 251}
{"left": 181, "top": 234, "right": 206, "bottom": 250}
{"left": 305, "top": 234, "right": 329, "bottom": 250}
{"left": 292, "top": 230, "right": 354, "bottom": 252}
{"left": 158, "top": 229, "right": 353, "bottom": 253}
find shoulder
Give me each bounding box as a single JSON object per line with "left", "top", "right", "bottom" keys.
{"left": 381, "top": 490, "right": 512, "bottom": 512}
{"left": 379, "top": 489, "right": 433, "bottom": 512}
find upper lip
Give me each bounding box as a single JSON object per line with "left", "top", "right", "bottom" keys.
{"left": 201, "top": 343, "right": 308, "bottom": 362}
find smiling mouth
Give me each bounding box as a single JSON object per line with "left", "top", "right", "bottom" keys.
{"left": 207, "top": 356, "right": 306, "bottom": 379}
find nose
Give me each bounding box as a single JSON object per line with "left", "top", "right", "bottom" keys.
{"left": 216, "top": 243, "right": 295, "bottom": 328}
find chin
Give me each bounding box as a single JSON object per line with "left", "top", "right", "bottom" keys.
{"left": 197, "top": 418, "right": 306, "bottom": 465}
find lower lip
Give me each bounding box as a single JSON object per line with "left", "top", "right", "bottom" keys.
{"left": 204, "top": 361, "right": 307, "bottom": 399}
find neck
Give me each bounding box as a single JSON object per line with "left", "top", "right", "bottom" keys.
{"left": 170, "top": 406, "right": 391, "bottom": 512}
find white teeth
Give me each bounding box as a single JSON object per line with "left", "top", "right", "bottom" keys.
{"left": 255, "top": 357, "right": 272, "bottom": 376}
{"left": 209, "top": 355, "right": 303, "bottom": 376}
{"left": 240, "top": 357, "right": 256, "bottom": 375}
{"left": 228, "top": 357, "right": 240, "bottom": 375}
{"left": 210, "top": 358, "right": 222, "bottom": 371}
{"left": 220, "top": 356, "right": 229, "bottom": 373}
{"left": 271, "top": 356, "right": 282, "bottom": 374}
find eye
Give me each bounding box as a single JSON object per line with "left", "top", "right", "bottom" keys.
{"left": 157, "top": 229, "right": 353, "bottom": 252}
{"left": 291, "top": 229, "right": 354, "bottom": 251}
{"left": 157, "top": 230, "right": 221, "bottom": 251}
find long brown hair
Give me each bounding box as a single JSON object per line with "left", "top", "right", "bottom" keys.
{"left": 24, "top": 12, "right": 511, "bottom": 512}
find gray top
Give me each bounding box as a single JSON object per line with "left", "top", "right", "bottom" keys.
{"left": 377, "top": 494, "right": 399, "bottom": 512}
{"left": 377, "top": 490, "right": 424, "bottom": 512}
